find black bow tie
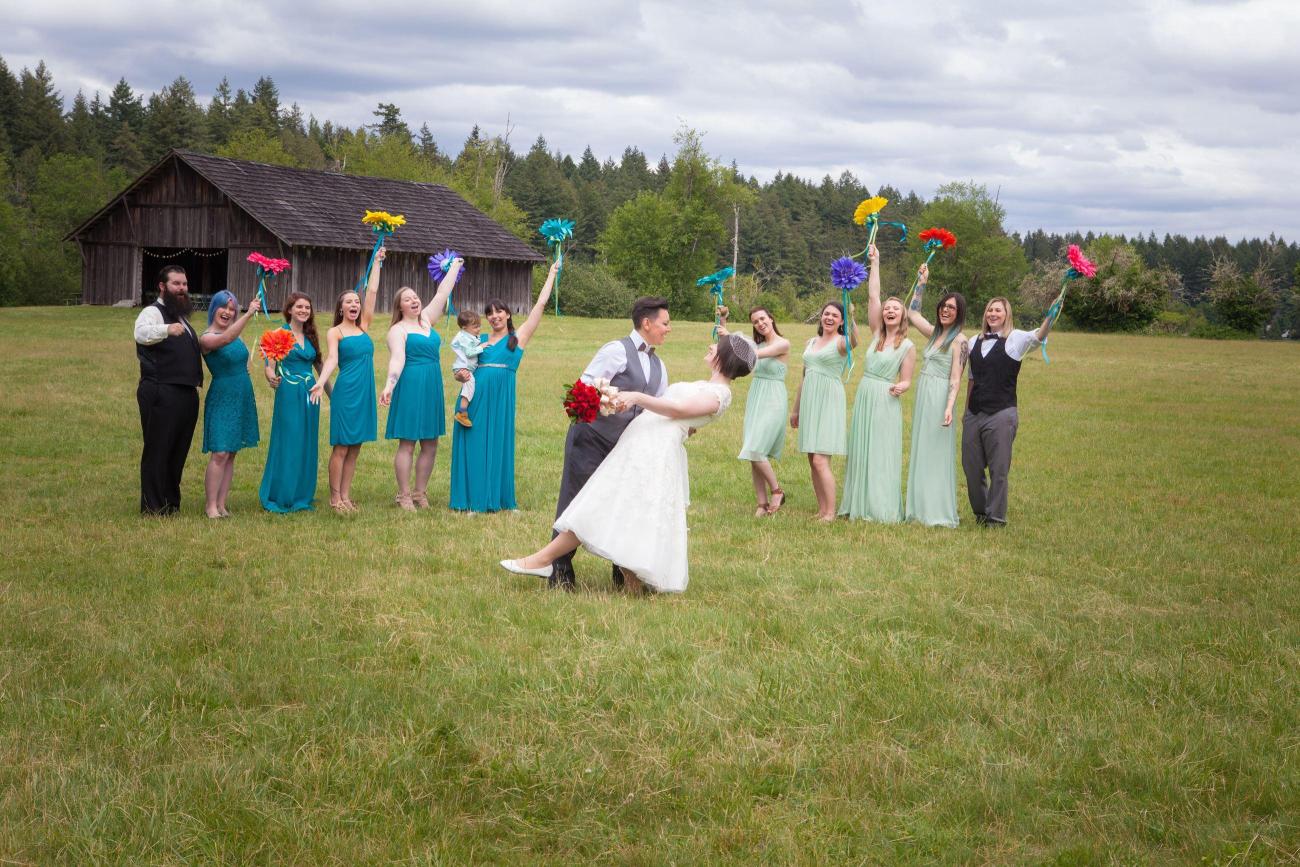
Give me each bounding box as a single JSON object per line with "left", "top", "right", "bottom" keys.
{"left": 638, "top": 343, "right": 656, "bottom": 357}
{"left": 983, "top": 332, "right": 1000, "bottom": 340}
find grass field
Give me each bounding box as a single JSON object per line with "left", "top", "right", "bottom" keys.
{"left": 1, "top": 306, "right": 1297, "bottom": 864}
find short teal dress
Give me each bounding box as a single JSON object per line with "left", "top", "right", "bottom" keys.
{"left": 385, "top": 328, "right": 446, "bottom": 441}
{"left": 906, "top": 337, "right": 960, "bottom": 527}
{"left": 797, "top": 338, "right": 847, "bottom": 456}
{"left": 449, "top": 335, "right": 521, "bottom": 512}
{"left": 202, "top": 338, "right": 259, "bottom": 454}
{"left": 259, "top": 330, "right": 319, "bottom": 513}
{"left": 738, "top": 355, "right": 787, "bottom": 462}
{"left": 330, "top": 332, "right": 377, "bottom": 446}
{"left": 840, "top": 337, "right": 913, "bottom": 522}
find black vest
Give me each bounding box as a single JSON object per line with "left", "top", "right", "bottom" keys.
{"left": 588, "top": 336, "right": 664, "bottom": 444}
{"left": 138, "top": 301, "right": 203, "bottom": 387}
{"left": 968, "top": 335, "right": 1019, "bottom": 415}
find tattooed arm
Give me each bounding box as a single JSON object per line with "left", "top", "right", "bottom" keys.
{"left": 948, "top": 337, "right": 970, "bottom": 426}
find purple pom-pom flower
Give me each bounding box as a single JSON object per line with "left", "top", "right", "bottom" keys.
{"left": 830, "top": 256, "right": 868, "bottom": 291}
{"left": 428, "top": 249, "right": 463, "bottom": 284}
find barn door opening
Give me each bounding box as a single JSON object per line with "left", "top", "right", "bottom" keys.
{"left": 140, "top": 247, "right": 229, "bottom": 307}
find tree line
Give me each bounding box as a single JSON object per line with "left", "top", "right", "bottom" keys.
{"left": 1, "top": 57, "right": 1295, "bottom": 337}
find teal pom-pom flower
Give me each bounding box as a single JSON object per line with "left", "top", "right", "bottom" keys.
{"left": 539, "top": 219, "right": 575, "bottom": 246}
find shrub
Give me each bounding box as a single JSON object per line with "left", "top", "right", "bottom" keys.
{"left": 546, "top": 261, "right": 636, "bottom": 320}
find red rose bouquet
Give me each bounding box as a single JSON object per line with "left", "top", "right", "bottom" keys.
{"left": 563, "top": 380, "right": 601, "bottom": 424}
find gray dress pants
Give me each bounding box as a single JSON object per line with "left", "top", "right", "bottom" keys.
{"left": 961, "top": 406, "right": 1018, "bottom": 524}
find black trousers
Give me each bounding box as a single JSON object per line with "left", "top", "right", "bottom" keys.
{"left": 551, "top": 423, "right": 619, "bottom": 586}
{"left": 137, "top": 381, "right": 199, "bottom": 515}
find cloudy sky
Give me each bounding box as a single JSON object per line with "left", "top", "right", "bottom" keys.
{"left": 4, "top": 0, "right": 1299, "bottom": 240}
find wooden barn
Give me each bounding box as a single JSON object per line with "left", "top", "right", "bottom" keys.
{"left": 67, "top": 149, "right": 545, "bottom": 312}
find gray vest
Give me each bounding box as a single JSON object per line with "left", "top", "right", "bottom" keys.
{"left": 588, "top": 336, "right": 663, "bottom": 444}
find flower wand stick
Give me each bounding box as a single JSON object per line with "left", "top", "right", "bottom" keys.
{"left": 696, "top": 267, "right": 735, "bottom": 338}
{"left": 902, "top": 228, "right": 957, "bottom": 311}
{"left": 539, "top": 219, "right": 575, "bottom": 316}
{"left": 1041, "top": 244, "right": 1097, "bottom": 363}
{"left": 357, "top": 211, "right": 406, "bottom": 302}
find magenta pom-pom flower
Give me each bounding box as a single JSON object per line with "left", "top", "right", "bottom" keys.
{"left": 1067, "top": 244, "right": 1096, "bottom": 279}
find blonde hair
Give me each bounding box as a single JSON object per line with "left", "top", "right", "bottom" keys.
{"left": 982, "top": 297, "right": 1014, "bottom": 337}
{"left": 875, "top": 296, "right": 909, "bottom": 351}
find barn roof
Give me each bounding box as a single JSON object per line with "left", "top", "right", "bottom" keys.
{"left": 69, "top": 149, "right": 545, "bottom": 263}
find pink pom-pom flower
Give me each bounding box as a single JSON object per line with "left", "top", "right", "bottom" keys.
{"left": 1066, "top": 244, "right": 1096, "bottom": 279}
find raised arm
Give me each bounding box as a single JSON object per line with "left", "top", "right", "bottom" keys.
{"left": 1034, "top": 313, "right": 1056, "bottom": 343}
{"left": 756, "top": 336, "right": 790, "bottom": 359}
{"left": 308, "top": 328, "right": 341, "bottom": 403}
{"left": 359, "top": 246, "right": 385, "bottom": 332}
{"left": 379, "top": 325, "right": 406, "bottom": 407}
{"left": 866, "top": 243, "right": 883, "bottom": 336}
{"left": 422, "top": 257, "right": 463, "bottom": 325}
{"left": 943, "top": 336, "right": 968, "bottom": 426}
{"left": 200, "top": 297, "right": 261, "bottom": 353}
{"left": 515, "top": 260, "right": 561, "bottom": 349}
{"left": 907, "top": 264, "right": 935, "bottom": 338}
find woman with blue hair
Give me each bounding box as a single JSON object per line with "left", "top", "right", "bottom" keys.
{"left": 199, "top": 290, "right": 261, "bottom": 518}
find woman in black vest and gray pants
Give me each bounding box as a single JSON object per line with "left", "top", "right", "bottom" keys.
{"left": 962, "top": 296, "right": 1056, "bottom": 526}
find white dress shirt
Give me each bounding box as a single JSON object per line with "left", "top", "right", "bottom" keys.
{"left": 133, "top": 301, "right": 196, "bottom": 345}
{"left": 969, "top": 328, "right": 1040, "bottom": 377}
{"left": 580, "top": 330, "right": 668, "bottom": 396}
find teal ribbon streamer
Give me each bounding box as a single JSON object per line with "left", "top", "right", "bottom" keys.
{"left": 1040, "top": 271, "right": 1077, "bottom": 363}
{"left": 902, "top": 243, "right": 942, "bottom": 311}
{"left": 255, "top": 270, "right": 270, "bottom": 318}
{"left": 711, "top": 282, "right": 726, "bottom": 338}
{"left": 354, "top": 227, "right": 393, "bottom": 301}
{"left": 549, "top": 244, "right": 565, "bottom": 316}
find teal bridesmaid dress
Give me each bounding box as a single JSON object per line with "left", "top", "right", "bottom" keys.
{"left": 329, "top": 333, "right": 377, "bottom": 446}
{"left": 202, "top": 338, "right": 259, "bottom": 454}
{"left": 385, "top": 329, "right": 445, "bottom": 441}
{"left": 839, "top": 337, "right": 913, "bottom": 522}
{"left": 906, "top": 337, "right": 959, "bottom": 527}
{"left": 259, "top": 329, "right": 319, "bottom": 512}
{"left": 449, "top": 335, "right": 521, "bottom": 512}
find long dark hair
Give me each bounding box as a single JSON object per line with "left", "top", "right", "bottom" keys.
{"left": 816, "top": 301, "right": 845, "bottom": 337}
{"left": 748, "top": 305, "right": 783, "bottom": 344}
{"left": 928, "top": 291, "right": 967, "bottom": 351}
{"left": 332, "top": 289, "right": 360, "bottom": 327}
{"left": 485, "top": 298, "right": 517, "bottom": 351}
{"left": 283, "top": 291, "right": 321, "bottom": 361}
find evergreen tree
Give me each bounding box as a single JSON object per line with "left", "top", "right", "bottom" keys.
{"left": 0, "top": 56, "right": 20, "bottom": 159}
{"left": 13, "top": 61, "right": 67, "bottom": 156}
{"left": 66, "top": 91, "right": 101, "bottom": 159}
{"left": 370, "top": 103, "right": 410, "bottom": 140}
{"left": 206, "top": 77, "right": 234, "bottom": 146}
{"left": 248, "top": 76, "right": 281, "bottom": 135}
{"left": 143, "top": 76, "right": 207, "bottom": 157}
{"left": 108, "top": 122, "right": 147, "bottom": 174}
{"left": 107, "top": 78, "right": 145, "bottom": 132}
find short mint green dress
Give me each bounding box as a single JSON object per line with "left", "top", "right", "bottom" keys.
{"left": 840, "top": 337, "right": 913, "bottom": 522}
{"left": 906, "top": 336, "right": 960, "bottom": 527}
{"left": 796, "top": 338, "right": 846, "bottom": 456}
{"left": 738, "top": 355, "right": 788, "bottom": 462}
{"left": 329, "top": 332, "right": 377, "bottom": 446}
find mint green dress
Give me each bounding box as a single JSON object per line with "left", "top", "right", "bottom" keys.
{"left": 738, "top": 355, "right": 788, "bottom": 461}
{"left": 796, "top": 338, "right": 847, "bottom": 456}
{"left": 906, "top": 337, "right": 960, "bottom": 527}
{"left": 840, "top": 337, "right": 913, "bottom": 522}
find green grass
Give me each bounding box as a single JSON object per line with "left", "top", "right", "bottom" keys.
{"left": 1, "top": 306, "right": 1297, "bottom": 864}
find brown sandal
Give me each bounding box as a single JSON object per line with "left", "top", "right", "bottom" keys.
{"left": 767, "top": 488, "right": 786, "bottom": 514}
{"left": 754, "top": 502, "right": 769, "bottom": 517}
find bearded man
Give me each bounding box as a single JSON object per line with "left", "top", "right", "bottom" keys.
{"left": 132, "top": 265, "right": 203, "bottom": 514}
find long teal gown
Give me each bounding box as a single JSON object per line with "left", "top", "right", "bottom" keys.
{"left": 797, "top": 338, "right": 846, "bottom": 456}
{"left": 202, "top": 338, "right": 259, "bottom": 454}
{"left": 840, "top": 337, "right": 913, "bottom": 522}
{"left": 738, "top": 355, "right": 787, "bottom": 461}
{"left": 449, "top": 335, "right": 521, "bottom": 512}
{"left": 906, "top": 336, "right": 959, "bottom": 527}
{"left": 259, "top": 329, "right": 319, "bottom": 512}
{"left": 385, "top": 328, "right": 445, "bottom": 441}
{"left": 330, "top": 332, "right": 377, "bottom": 446}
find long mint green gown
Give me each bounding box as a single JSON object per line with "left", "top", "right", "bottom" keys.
{"left": 797, "top": 338, "right": 846, "bottom": 456}
{"left": 329, "top": 333, "right": 377, "bottom": 446}
{"left": 449, "top": 335, "right": 521, "bottom": 512}
{"left": 385, "top": 329, "right": 445, "bottom": 441}
{"left": 259, "top": 329, "right": 319, "bottom": 512}
{"left": 906, "top": 336, "right": 960, "bottom": 527}
{"left": 202, "top": 338, "right": 259, "bottom": 454}
{"left": 840, "top": 337, "right": 913, "bottom": 522}
{"left": 738, "top": 355, "right": 788, "bottom": 461}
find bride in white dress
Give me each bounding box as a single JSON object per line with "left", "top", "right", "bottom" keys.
{"left": 501, "top": 334, "right": 757, "bottom": 593}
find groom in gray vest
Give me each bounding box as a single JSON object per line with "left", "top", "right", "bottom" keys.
{"left": 550, "top": 296, "right": 671, "bottom": 590}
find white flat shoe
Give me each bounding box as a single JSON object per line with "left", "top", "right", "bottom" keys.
{"left": 500, "top": 559, "right": 553, "bottom": 578}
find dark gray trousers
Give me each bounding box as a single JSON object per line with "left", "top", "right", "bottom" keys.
{"left": 961, "top": 406, "right": 1018, "bottom": 524}
{"left": 552, "top": 423, "right": 618, "bottom": 585}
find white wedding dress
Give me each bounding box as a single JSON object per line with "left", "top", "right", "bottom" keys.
{"left": 553, "top": 381, "right": 732, "bottom": 593}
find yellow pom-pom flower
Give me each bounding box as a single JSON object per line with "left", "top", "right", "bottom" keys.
{"left": 853, "top": 196, "right": 888, "bottom": 225}
{"left": 362, "top": 210, "right": 407, "bottom": 230}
